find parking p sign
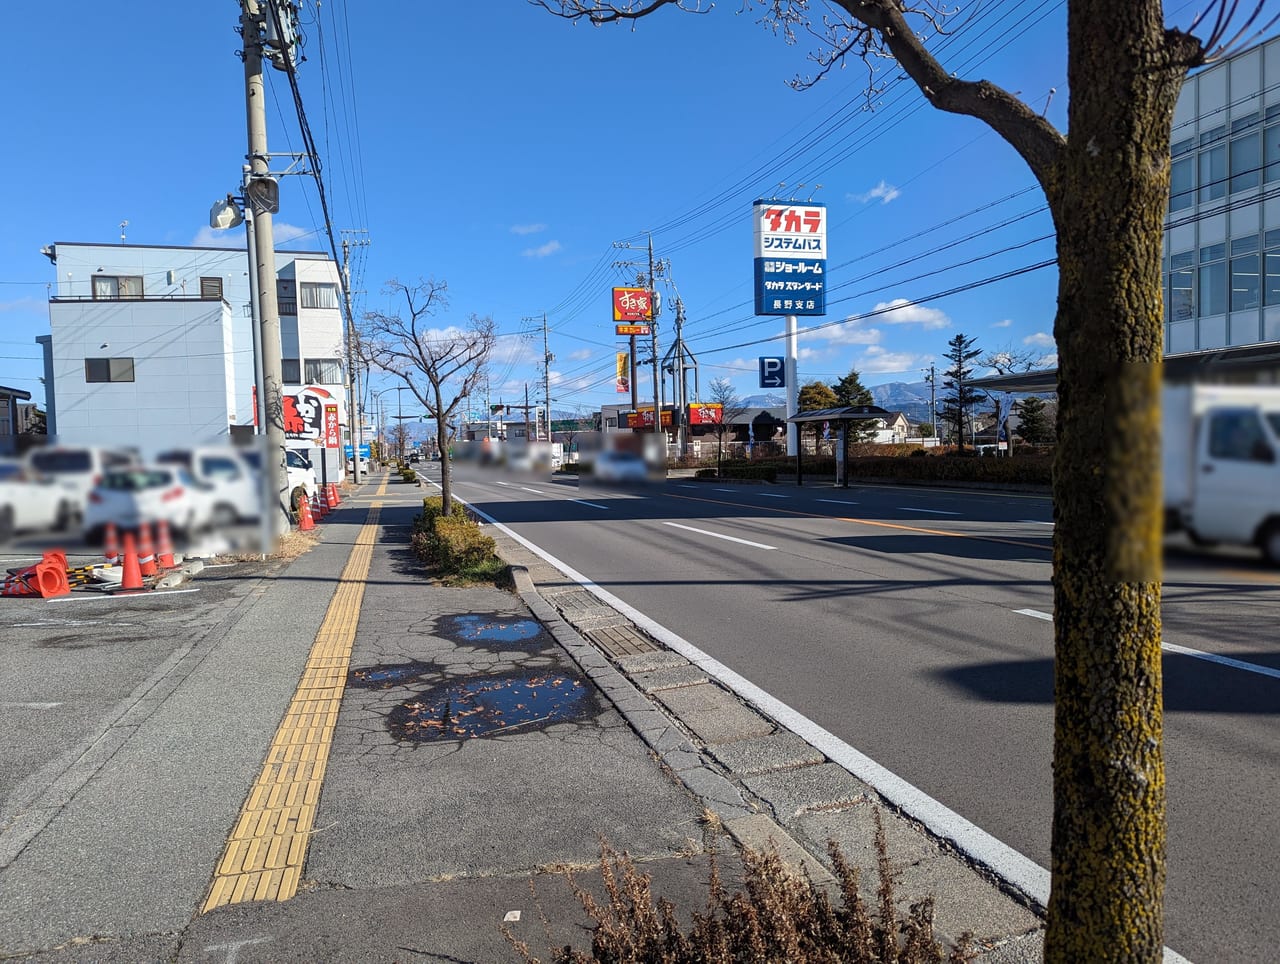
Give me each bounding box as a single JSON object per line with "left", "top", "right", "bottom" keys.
{"left": 759, "top": 357, "right": 785, "bottom": 389}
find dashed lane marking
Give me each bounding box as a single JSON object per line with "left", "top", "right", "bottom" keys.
{"left": 662, "top": 521, "right": 776, "bottom": 551}
{"left": 201, "top": 503, "right": 382, "bottom": 912}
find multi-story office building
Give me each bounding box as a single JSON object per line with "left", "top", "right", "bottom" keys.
{"left": 1163, "top": 34, "right": 1280, "bottom": 373}
{"left": 38, "top": 242, "right": 350, "bottom": 473}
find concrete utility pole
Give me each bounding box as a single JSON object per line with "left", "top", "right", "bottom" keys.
{"left": 926, "top": 363, "right": 937, "bottom": 441}
{"left": 648, "top": 236, "right": 661, "bottom": 444}
{"left": 241, "top": 0, "right": 288, "bottom": 539}
{"left": 542, "top": 313, "right": 553, "bottom": 442}
{"left": 341, "top": 233, "right": 369, "bottom": 483}
{"left": 785, "top": 314, "right": 798, "bottom": 457}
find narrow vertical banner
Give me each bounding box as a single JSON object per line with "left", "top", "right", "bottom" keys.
{"left": 615, "top": 352, "right": 631, "bottom": 394}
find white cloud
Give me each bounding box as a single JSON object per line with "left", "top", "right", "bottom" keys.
{"left": 850, "top": 180, "right": 901, "bottom": 205}
{"left": 191, "top": 220, "right": 313, "bottom": 248}
{"left": 823, "top": 319, "right": 883, "bottom": 346}
{"left": 522, "top": 240, "right": 562, "bottom": 258}
{"left": 1023, "top": 331, "right": 1055, "bottom": 348}
{"left": 510, "top": 223, "right": 546, "bottom": 235}
{"left": 568, "top": 348, "right": 593, "bottom": 362}
{"left": 858, "top": 298, "right": 950, "bottom": 330}
{"left": 856, "top": 345, "right": 926, "bottom": 374}
{"left": 991, "top": 319, "right": 1013, "bottom": 328}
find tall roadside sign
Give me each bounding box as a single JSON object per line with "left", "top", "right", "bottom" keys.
{"left": 753, "top": 200, "right": 827, "bottom": 455}
{"left": 613, "top": 287, "right": 653, "bottom": 412}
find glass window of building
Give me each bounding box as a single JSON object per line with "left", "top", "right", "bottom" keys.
{"left": 1169, "top": 156, "right": 1195, "bottom": 211}
{"left": 1199, "top": 142, "right": 1227, "bottom": 202}
{"left": 1264, "top": 120, "right": 1280, "bottom": 184}
{"left": 1264, "top": 231, "right": 1280, "bottom": 306}
{"left": 1229, "top": 130, "right": 1261, "bottom": 193}
{"left": 300, "top": 283, "right": 339, "bottom": 310}
{"left": 277, "top": 280, "right": 298, "bottom": 315}
{"left": 304, "top": 359, "right": 343, "bottom": 384}
{"left": 1198, "top": 243, "right": 1227, "bottom": 316}
{"left": 91, "top": 275, "right": 143, "bottom": 300}
{"left": 282, "top": 358, "right": 301, "bottom": 383}
{"left": 1169, "top": 251, "right": 1195, "bottom": 320}
{"left": 1230, "top": 236, "right": 1260, "bottom": 311}
{"left": 84, "top": 357, "right": 135, "bottom": 383}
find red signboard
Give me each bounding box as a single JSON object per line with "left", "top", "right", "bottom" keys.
{"left": 323, "top": 404, "right": 341, "bottom": 449}
{"left": 612, "top": 287, "right": 653, "bottom": 322}
{"left": 624, "top": 408, "right": 673, "bottom": 429}
{"left": 282, "top": 386, "right": 338, "bottom": 441}
{"left": 688, "top": 403, "right": 724, "bottom": 425}
{"left": 615, "top": 323, "right": 652, "bottom": 337}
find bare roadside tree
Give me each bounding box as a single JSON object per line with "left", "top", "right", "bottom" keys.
{"left": 532, "top": 1, "right": 1277, "bottom": 958}
{"left": 362, "top": 278, "right": 495, "bottom": 516}
{"left": 707, "top": 377, "right": 749, "bottom": 475}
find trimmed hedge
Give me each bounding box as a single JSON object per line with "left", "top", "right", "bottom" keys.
{"left": 410, "top": 496, "right": 507, "bottom": 585}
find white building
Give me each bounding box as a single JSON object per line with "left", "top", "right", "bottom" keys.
{"left": 39, "top": 242, "right": 350, "bottom": 477}
{"left": 1163, "top": 35, "right": 1280, "bottom": 364}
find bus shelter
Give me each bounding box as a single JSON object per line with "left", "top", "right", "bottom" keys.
{"left": 787, "top": 405, "right": 893, "bottom": 488}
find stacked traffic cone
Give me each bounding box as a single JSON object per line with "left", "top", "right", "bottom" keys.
{"left": 103, "top": 523, "right": 119, "bottom": 567}
{"left": 155, "top": 519, "right": 176, "bottom": 569}
{"left": 318, "top": 486, "right": 331, "bottom": 517}
{"left": 120, "top": 532, "right": 143, "bottom": 591}
{"left": 327, "top": 482, "right": 341, "bottom": 507}
{"left": 297, "top": 493, "right": 316, "bottom": 531}
{"left": 137, "top": 522, "right": 157, "bottom": 577}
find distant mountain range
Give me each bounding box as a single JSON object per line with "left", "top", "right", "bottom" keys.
{"left": 739, "top": 383, "right": 938, "bottom": 425}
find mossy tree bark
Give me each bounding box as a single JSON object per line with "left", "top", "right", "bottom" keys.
{"left": 536, "top": 1, "right": 1210, "bottom": 957}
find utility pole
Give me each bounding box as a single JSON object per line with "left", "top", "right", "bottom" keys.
{"left": 648, "top": 235, "right": 661, "bottom": 445}
{"left": 240, "top": 0, "right": 288, "bottom": 540}
{"left": 542, "top": 313, "right": 553, "bottom": 442}
{"left": 341, "top": 233, "right": 369, "bottom": 483}
{"left": 923, "top": 363, "right": 937, "bottom": 442}
{"left": 524, "top": 383, "right": 533, "bottom": 443}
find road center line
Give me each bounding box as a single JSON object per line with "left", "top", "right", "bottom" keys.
{"left": 898, "top": 507, "right": 961, "bottom": 515}
{"left": 817, "top": 499, "right": 858, "bottom": 505}
{"left": 1014, "top": 609, "right": 1280, "bottom": 680}
{"left": 661, "top": 521, "right": 776, "bottom": 551}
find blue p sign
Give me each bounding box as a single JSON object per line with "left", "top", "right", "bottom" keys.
{"left": 759, "top": 357, "right": 785, "bottom": 389}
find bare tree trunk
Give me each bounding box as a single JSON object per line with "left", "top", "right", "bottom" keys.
{"left": 1043, "top": 3, "right": 1192, "bottom": 959}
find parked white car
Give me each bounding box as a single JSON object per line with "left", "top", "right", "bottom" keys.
{"left": 239, "top": 447, "right": 318, "bottom": 514}
{"left": 24, "top": 445, "right": 138, "bottom": 516}
{"left": 0, "top": 458, "right": 80, "bottom": 542}
{"left": 155, "top": 447, "right": 262, "bottom": 526}
{"left": 82, "top": 466, "right": 212, "bottom": 543}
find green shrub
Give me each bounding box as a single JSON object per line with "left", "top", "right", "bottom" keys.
{"left": 720, "top": 464, "right": 777, "bottom": 482}
{"left": 410, "top": 502, "right": 508, "bottom": 586}
{"left": 695, "top": 468, "right": 717, "bottom": 478}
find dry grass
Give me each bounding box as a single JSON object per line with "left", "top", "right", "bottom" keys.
{"left": 505, "top": 811, "right": 974, "bottom": 964}
{"left": 208, "top": 528, "right": 320, "bottom": 565}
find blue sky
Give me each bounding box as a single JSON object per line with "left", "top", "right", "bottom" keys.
{"left": 1, "top": 1, "right": 1245, "bottom": 417}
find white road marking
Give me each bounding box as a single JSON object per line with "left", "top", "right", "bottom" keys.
{"left": 1015, "top": 609, "right": 1280, "bottom": 681}
{"left": 570, "top": 499, "right": 610, "bottom": 510}
{"left": 817, "top": 499, "right": 859, "bottom": 506}
{"left": 755, "top": 493, "right": 789, "bottom": 499}
{"left": 898, "top": 507, "right": 961, "bottom": 515}
{"left": 2, "top": 702, "right": 62, "bottom": 710}
{"left": 47, "top": 588, "right": 202, "bottom": 603}
{"left": 1018, "top": 520, "right": 1054, "bottom": 526}
{"left": 519, "top": 486, "right": 544, "bottom": 494}
{"left": 675, "top": 484, "right": 698, "bottom": 489}
{"left": 661, "top": 522, "right": 776, "bottom": 551}
{"left": 494, "top": 481, "right": 512, "bottom": 486}
{"left": 712, "top": 488, "right": 737, "bottom": 492}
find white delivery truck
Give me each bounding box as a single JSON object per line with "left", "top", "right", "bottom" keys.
{"left": 1162, "top": 383, "right": 1280, "bottom": 565}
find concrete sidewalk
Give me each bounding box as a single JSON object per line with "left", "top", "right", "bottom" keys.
{"left": 1, "top": 469, "right": 1043, "bottom": 962}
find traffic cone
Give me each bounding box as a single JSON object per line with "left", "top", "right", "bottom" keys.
{"left": 120, "top": 532, "right": 143, "bottom": 591}
{"left": 312, "top": 491, "right": 325, "bottom": 520}
{"left": 318, "top": 486, "right": 330, "bottom": 517}
{"left": 103, "top": 523, "right": 119, "bottom": 567}
{"left": 156, "top": 519, "right": 176, "bottom": 569}
{"left": 298, "top": 493, "right": 316, "bottom": 531}
{"left": 327, "top": 482, "right": 341, "bottom": 507}
{"left": 1, "top": 553, "right": 70, "bottom": 599}
{"left": 137, "top": 522, "right": 157, "bottom": 577}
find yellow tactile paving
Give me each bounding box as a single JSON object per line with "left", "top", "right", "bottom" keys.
{"left": 201, "top": 504, "right": 382, "bottom": 912}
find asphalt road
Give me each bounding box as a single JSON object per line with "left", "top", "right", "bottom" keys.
{"left": 438, "top": 463, "right": 1280, "bottom": 964}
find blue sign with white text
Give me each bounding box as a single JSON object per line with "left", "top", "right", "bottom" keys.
{"left": 753, "top": 257, "right": 826, "bottom": 315}
{"left": 344, "top": 444, "right": 371, "bottom": 458}
{"left": 759, "top": 357, "right": 786, "bottom": 389}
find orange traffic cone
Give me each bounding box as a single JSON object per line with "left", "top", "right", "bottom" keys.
{"left": 120, "top": 532, "right": 143, "bottom": 590}
{"left": 104, "top": 523, "right": 119, "bottom": 566}
{"left": 327, "top": 482, "right": 341, "bottom": 507}
{"left": 0, "top": 552, "right": 70, "bottom": 599}
{"left": 298, "top": 493, "right": 316, "bottom": 531}
{"left": 318, "top": 486, "right": 330, "bottom": 517}
{"left": 137, "top": 522, "right": 157, "bottom": 577}
{"left": 156, "top": 519, "right": 176, "bottom": 569}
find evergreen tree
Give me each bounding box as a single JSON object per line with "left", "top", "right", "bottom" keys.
{"left": 1015, "top": 395, "right": 1055, "bottom": 446}
{"left": 797, "top": 381, "right": 838, "bottom": 455}
{"left": 939, "top": 333, "right": 983, "bottom": 452}
{"left": 831, "top": 367, "right": 877, "bottom": 443}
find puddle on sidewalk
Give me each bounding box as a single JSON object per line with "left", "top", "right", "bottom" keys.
{"left": 439, "top": 613, "right": 547, "bottom": 649}
{"left": 348, "top": 661, "right": 433, "bottom": 689}
{"left": 389, "top": 671, "right": 594, "bottom": 741}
